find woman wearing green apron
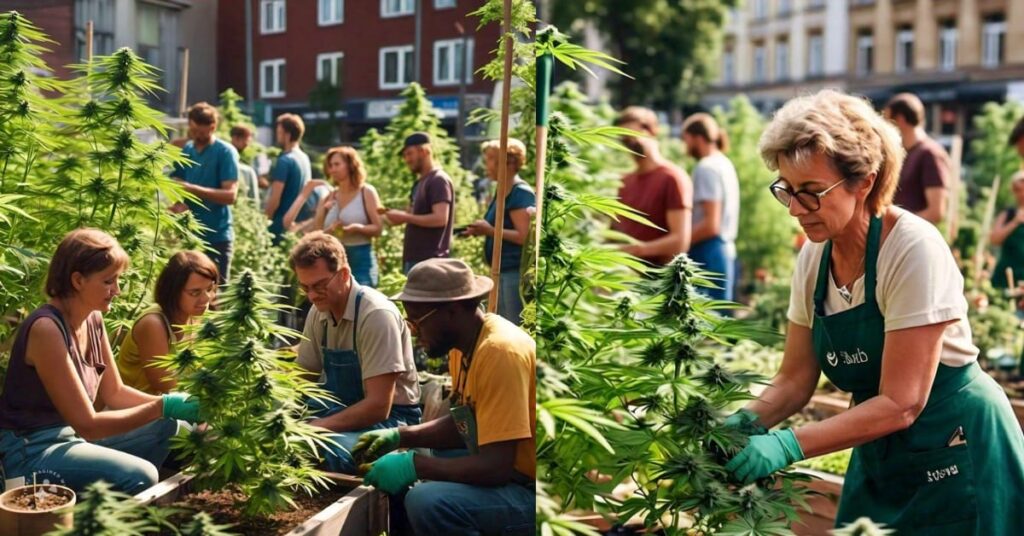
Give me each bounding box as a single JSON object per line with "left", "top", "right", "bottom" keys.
{"left": 990, "top": 171, "right": 1024, "bottom": 290}
{"left": 722, "top": 89, "right": 1024, "bottom": 534}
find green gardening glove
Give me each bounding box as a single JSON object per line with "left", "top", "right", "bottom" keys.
{"left": 361, "top": 451, "right": 417, "bottom": 495}
{"left": 351, "top": 428, "right": 400, "bottom": 463}
{"left": 723, "top": 408, "right": 768, "bottom": 436}
{"left": 162, "top": 392, "right": 200, "bottom": 423}
{"left": 724, "top": 429, "right": 804, "bottom": 485}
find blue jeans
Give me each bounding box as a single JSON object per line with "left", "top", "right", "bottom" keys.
{"left": 345, "top": 243, "right": 379, "bottom": 288}
{"left": 497, "top": 270, "right": 524, "bottom": 325}
{"left": 316, "top": 404, "right": 422, "bottom": 474}
{"left": 404, "top": 480, "right": 535, "bottom": 535}
{"left": 689, "top": 236, "right": 735, "bottom": 302}
{"left": 0, "top": 418, "right": 178, "bottom": 494}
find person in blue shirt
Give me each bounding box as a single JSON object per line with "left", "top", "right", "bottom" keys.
{"left": 264, "top": 113, "right": 314, "bottom": 243}
{"left": 464, "top": 138, "right": 535, "bottom": 324}
{"left": 170, "top": 102, "right": 239, "bottom": 284}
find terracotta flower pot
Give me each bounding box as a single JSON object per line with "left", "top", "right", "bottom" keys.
{"left": 0, "top": 484, "right": 76, "bottom": 536}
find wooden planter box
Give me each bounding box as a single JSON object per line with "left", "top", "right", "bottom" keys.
{"left": 791, "top": 469, "right": 843, "bottom": 536}
{"left": 134, "top": 472, "right": 386, "bottom": 535}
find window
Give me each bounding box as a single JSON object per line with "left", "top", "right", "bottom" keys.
{"left": 939, "top": 21, "right": 957, "bottom": 71}
{"left": 434, "top": 38, "right": 473, "bottom": 85}
{"left": 381, "top": 0, "right": 414, "bottom": 17}
{"left": 856, "top": 30, "right": 874, "bottom": 76}
{"left": 74, "top": 0, "right": 115, "bottom": 60}
{"left": 775, "top": 39, "right": 789, "bottom": 80}
{"left": 317, "top": 52, "right": 344, "bottom": 86}
{"left": 318, "top": 0, "right": 343, "bottom": 25}
{"left": 380, "top": 45, "right": 414, "bottom": 89}
{"left": 753, "top": 44, "right": 766, "bottom": 83}
{"left": 136, "top": 3, "right": 161, "bottom": 68}
{"left": 260, "top": 0, "right": 285, "bottom": 34}
{"left": 753, "top": 0, "right": 768, "bottom": 20}
{"left": 895, "top": 26, "right": 913, "bottom": 73}
{"left": 260, "top": 59, "right": 285, "bottom": 98}
{"left": 434, "top": 0, "right": 456, "bottom": 8}
{"left": 807, "top": 33, "right": 824, "bottom": 77}
{"left": 722, "top": 50, "right": 735, "bottom": 85}
{"left": 982, "top": 14, "right": 1006, "bottom": 68}
{"left": 778, "top": 0, "right": 792, "bottom": 16}
{"left": 807, "top": 0, "right": 826, "bottom": 9}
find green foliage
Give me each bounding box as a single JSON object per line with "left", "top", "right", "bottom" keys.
{"left": 747, "top": 279, "right": 792, "bottom": 340}
{"left": 831, "top": 517, "right": 896, "bottom": 536}
{"left": 533, "top": 26, "right": 808, "bottom": 536}
{"left": 549, "top": 0, "right": 738, "bottom": 108}
{"left": 794, "top": 449, "right": 851, "bottom": 477}
{"left": 157, "top": 270, "right": 335, "bottom": 518}
{"left": 306, "top": 80, "right": 343, "bottom": 147}
{"left": 215, "top": 88, "right": 267, "bottom": 164}
{"left": 969, "top": 302, "right": 1021, "bottom": 362}
{"left": 968, "top": 100, "right": 1024, "bottom": 210}
{"left": 713, "top": 96, "right": 799, "bottom": 288}
{"left": 358, "top": 82, "right": 482, "bottom": 295}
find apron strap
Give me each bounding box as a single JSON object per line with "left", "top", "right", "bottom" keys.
{"left": 813, "top": 215, "right": 883, "bottom": 316}
{"left": 352, "top": 288, "right": 364, "bottom": 354}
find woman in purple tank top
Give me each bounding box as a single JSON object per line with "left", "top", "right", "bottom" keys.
{"left": 0, "top": 229, "right": 202, "bottom": 494}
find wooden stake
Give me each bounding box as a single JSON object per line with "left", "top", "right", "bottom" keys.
{"left": 178, "top": 48, "right": 190, "bottom": 118}
{"left": 85, "top": 21, "right": 93, "bottom": 61}
{"left": 486, "top": 0, "right": 515, "bottom": 313}
{"left": 947, "top": 134, "right": 963, "bottom": 244}
{"left": 974, "top": 175, "right": 1001, "bottom": 288}
{"left": 533, "top": 125, "right": 548, "bottom": 275}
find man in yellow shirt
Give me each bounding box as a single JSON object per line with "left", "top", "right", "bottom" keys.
{"left": 353, "top": 258, "right": 535, "bottom": 534}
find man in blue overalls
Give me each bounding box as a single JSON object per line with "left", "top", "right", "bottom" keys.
{"left": 289, "top": 231, "right": 422, "bottom": 474}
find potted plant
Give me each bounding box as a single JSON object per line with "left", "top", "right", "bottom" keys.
{"left": 0, "top": 482, "right": 75, "bottom": 536}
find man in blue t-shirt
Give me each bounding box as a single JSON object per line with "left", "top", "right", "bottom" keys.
{"left": 171, "top": 102, "right": 239, "bottom": 283}
{"left": 264, "top": 113, "right": 313, "bottom": 242}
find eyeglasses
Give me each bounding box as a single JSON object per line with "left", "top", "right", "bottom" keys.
{"left": 298, "top": 270, "right": 341, "bottom": 296}
{"left": 769, "top": 178, "right": 845, "bottom": 212}
{"left": 404, "top": 308, "right": 438, "bottom": 336}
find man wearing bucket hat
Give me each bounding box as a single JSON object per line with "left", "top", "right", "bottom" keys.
{"left": 383, "top": 132, "right": 456, "bottom": 274}
{"left": 353, "top": 258, "right": 536, "bottom": 535}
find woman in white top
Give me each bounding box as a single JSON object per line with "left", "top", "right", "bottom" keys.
{"left": 311, "top": 146, "right": 383, "bottom": 287}
{"left": 716, "top": 89, "right": 1024, "bottom": 534}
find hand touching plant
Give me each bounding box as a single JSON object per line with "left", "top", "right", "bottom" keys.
{"left": 351, "top": 428, "right": 401, "bottom": 463}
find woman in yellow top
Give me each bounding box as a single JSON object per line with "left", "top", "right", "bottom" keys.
{"left": 118, "top": 251, "right": 218, "bottom": 394}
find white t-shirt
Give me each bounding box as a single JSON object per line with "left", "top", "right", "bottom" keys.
{"left": 787, "top": 213, "right": 978, "bottom": 367}
{"left": 692, "top": 152, "right": 741, "bottom": 251}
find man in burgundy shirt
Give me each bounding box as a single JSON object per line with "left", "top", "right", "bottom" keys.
{"left": 883, "top": 93, "right": 950, "bottom": 224}
{"left": 612, "top": 106, "right": 693, "bottom": 265}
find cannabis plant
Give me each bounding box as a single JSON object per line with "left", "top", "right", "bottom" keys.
{"left": 968, "top": 100, "right": 1023, "bottom": 211}
{"left": 157, "top": 269, "right": 335, "bottom": 517}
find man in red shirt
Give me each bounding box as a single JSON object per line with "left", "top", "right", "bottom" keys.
{"left": 612, "top": 106, "right": 693, "bottom": 265}
{"left": 883, "top": 93, "right": 951, "bottom": 224}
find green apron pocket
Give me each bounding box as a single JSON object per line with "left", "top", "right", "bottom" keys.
{"left": 905, "top": 443, "right": 978, "bottom": 530}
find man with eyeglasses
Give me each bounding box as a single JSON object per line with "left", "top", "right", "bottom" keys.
{"left": 352, "top": 258, "right": 536, "bottom": 535}
{"left": 288, "top": 231, "right": 421, "bottom": 474}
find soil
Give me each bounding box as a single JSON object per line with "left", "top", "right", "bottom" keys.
{"left": 1, "top": 486, "right": 74, "bottom": 512}
{"left": 162, "top": 486, "right": 348, "bottom": 535}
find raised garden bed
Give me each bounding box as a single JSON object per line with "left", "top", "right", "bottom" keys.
{"left": 135, "top": 472, "right": 385, "bottom": 535}
{"left": 792, "top": 469, "right": 843, "bottom": 536}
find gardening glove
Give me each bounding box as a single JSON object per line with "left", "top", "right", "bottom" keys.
{"left": 361, "top": 451, "right": 417, "bottom": 495}
{"left": 724, "top": 429, "right": 804, "bottom": 485}
{"left": 351, "top": 428, "right": 401, "bottom": 463}
{"left": 162, "top": 392, "right": 200, "bottom": 423}
{"left": 723, "top": 408, "right": 768, "bottom": 436}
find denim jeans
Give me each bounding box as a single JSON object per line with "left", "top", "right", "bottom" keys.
{"left": 0, "top": 418, "right": 178, "bottom": 494}
{"left": 497, "top": 270, "right": 524, "bottom": 325}
{"left": 404, "top": 480, "right": 535, "bottom": 535}
{"left": 688, "top": 236, "right": 735, "bottom": 302}
{"left": 315, "top": 404, "right": 422, "bottom": 474}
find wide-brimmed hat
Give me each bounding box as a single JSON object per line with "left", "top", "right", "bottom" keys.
{"left": 391, "top": 258, "right": 493, "bottom": 302}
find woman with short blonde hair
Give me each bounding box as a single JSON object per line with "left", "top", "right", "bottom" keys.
{"left": 717, "top": 90, "right": 1024, "bottom": 533}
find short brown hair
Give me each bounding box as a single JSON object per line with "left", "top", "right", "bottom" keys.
{"left": 323, "top": 146, "right": 367, "bottom": 189}
{"left": 229, "top": 125, "right": 253, "bottom": 139}
{"left": 682, "top": 113, "right": 730, "bottom": 153}
{"left": 1009, "top": 116, "right": 1024, "bottom": 147}
{"left": 187, "top": 102, "right": 219, "bottom": 126}
{"left": 481, "top": 138, "right": 528, "bottom": 170}
{"left": 290, "top": 231, "right": 348, "bottom": 273}
{"left": 155, "top": 251, "right": 219, "bottom": 316}
{"left": 46, "top": 228, "right": 130, "bottom": 299}
{"left": 615, "top": 106, "right": 659, "bottom": 136}
{"left": 884, "top": 92, "right": 925, "bottom": 127}
{"left": 276, "top": 113, "right": 305, "bottom": 143}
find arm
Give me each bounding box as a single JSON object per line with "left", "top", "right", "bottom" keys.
{"left": 414, "top": 440, "right": 521, "bottom": 487}
{"left": 398, "top": 413, "right": 468, "bottom": 450}
{"left": 344, "top": 186, "right": 384, "bottom": 237}
{"left": 310, "top": 373, "right": 398, "bottom": 432}
{"left": 793, "top": 321, "right": 950, "bottom": 457}
{"left": 314, "top": 194, "right": 332, "bottom": 231}
{"left": 625, "top": 207, "right": 691, "bottom": 258}
{"left": 132, "top": 315, "right": 177, "bottom": 394}
{"left": 691, "top": 199, "right": 722, "bottom": 244}
{"left": 181, "top": 179, "right": 238, "bottom": 206}
{"left": 29, "top": 319, "right": 162, "bottom": 441}
{"left": 465, "top": 208, "right": 531, "bottom": 245}
{"left": 264, "top": 181, "right": 285, "bottom": 219}
{"left": 916, "top": 187, "right": 948, "bottom": 224}
{"left": 744, "top": 322, "right": 821, "bottom": 428}
{"left": 399, "top": 202, "right": 450, "bottom": 228}
{"left": 284, "top": 180, "right": 331, "bottom": 229}
{"left": 96, "top": 319, "right": 161, "bottom": 410}
{"left": 990, "top": 211, "right": 1018, "bottom": 246}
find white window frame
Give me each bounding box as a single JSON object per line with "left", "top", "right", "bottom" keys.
{"left": 260, "top": 58, "right": 285, "bottom": 98}
{"left": 260, "top": 0, "right": 285, "bottom": 34}
{"left": 434, "top": 0, "right": 456, "bottom": 8}
{"left": 722, "top": 50, "right": 735, "bottom": 85}
{"left": 939, "top": 25, "right": 957, "bottom": 71}
{"left": 895, "top": 28, "right": 913, "bottom": 73}
{"left": 808, "top": 33, "right": 824, "bottom": 76}
{"left": 433, "top": 38, "right": 474, "bottom": 86}
{"left": 856, "top": 33, "right": 874, "bottom": 76}
{"left": 775, "top": 40, "right": 789, "bottom": 81}
{"left": 379, "top": 45, "right": 414, "bottom": 89}
{"left": 982, "top": 19, "right": 1006, "bottom": 68}
{"left": 753, "top": 0, "right": 768, "bottom": 19}
{"left": 753, "top": 45, "right": 766, "bottom": 82}
{"left": 318, "top": 0, "right": 344, "bottom": 26}
{"left": 381, "top": 0, "right": 414, "bottom": 18}
{"left": 778, "top": 0, "right": 791, "bottom": 16}
{"left": 316, "top": 52, "right": 344, "bottom": 86}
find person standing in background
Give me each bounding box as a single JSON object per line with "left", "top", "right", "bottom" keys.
{"left": 264, "top": 113, "right": 314, "bottom": 243}
{"left": 229, "top": 125, "right": 261, "bottom": 208}
{"left": 883, "top": 93, "right": 951, "bottom": 225}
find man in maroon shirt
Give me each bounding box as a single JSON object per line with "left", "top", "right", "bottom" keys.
{"left": 883, "top": 93, "right": 950, "bottom": 224}
{"left": 612, "top": 106, "right": 693, "bottom": 265}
